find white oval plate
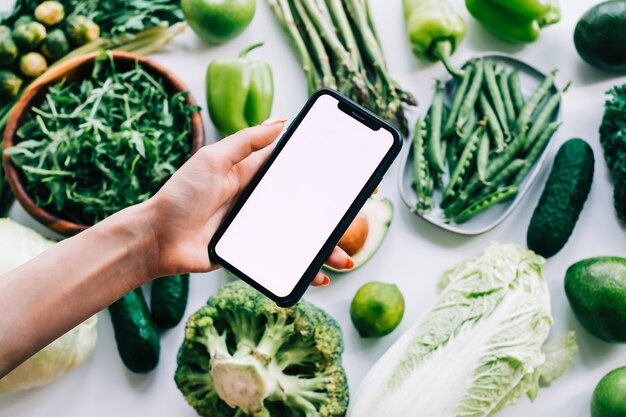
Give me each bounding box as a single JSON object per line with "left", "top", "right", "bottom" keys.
{"left": 398, "top": 53, "right": 561, "bottom": 236}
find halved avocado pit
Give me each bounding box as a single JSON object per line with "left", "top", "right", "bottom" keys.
{"left": 338, "top": 212, "right": 369, "bottom": 256}
{"left": 327, "top": 198, "right": 393, "bottom": 273}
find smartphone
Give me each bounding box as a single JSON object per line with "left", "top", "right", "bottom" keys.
{"left": 209, "top": 89, "right": 402, "bottom": 306}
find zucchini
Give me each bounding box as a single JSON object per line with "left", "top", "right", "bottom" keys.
{"left": 150, "top": 274, "right": 189, "bottom": 329}
{"left": 527, "top": 139, "right": 594, "bottom": 258}
{"left": 108, "top": 288, "right": 160, "bottom": 373}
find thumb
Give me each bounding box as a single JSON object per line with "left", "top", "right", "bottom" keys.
{"left": 212, "top": 118, "right": 287, "bottom": 167}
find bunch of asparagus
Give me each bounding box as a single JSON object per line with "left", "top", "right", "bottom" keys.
{"left": 267, "top": 0, "right": 415, "bottom": 135}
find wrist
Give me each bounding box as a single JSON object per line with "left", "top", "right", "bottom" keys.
{"left": 91, "top": 201, "right": 159, "bottom": 285}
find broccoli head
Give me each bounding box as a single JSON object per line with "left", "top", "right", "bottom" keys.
{"left": 174, "top": 281, "right": 349, "bottom": 417}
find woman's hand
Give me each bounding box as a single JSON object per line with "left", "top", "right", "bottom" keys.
{"left": 145, "top": 118, "right": 353, "bottom": 285}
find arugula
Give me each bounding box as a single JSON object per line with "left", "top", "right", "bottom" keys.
{"left": 6, "top": 54, "right": 199, "bottom": 225}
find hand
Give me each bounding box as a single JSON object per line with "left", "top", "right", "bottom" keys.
{"left": 145, "top": 119, "right": 353, "bottom": 286}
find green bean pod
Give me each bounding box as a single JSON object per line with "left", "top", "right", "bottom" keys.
{"left": 497, "top": 71, "right": 516, "bottom": 126}
{"left": 445, "top": 131, "right": 527, "bottom": 217}
{"left": 477, "top": 130, "right": 490, "bottom": 183}
{"left": 444, "top": 65, "right": 474, "bottom": 137}
{"left": 457, "top": 59, "right": 484, "bottom": 129}
{"left": 443, "top": 127, "right": 483, "bottom": 203}
{"left": 513, "top": 121, "right": 561, "bottom": 185}
{"left": 412, "top": 118, "right": 433, "bottom": 211}
{"left": 523, "top": 91, "right": 561, "bottom": 152}
{"left": 427, "top": 81, "right": 445, "bottom": 173}
{"left": 515, "top": 70, "right": 557, "bottom": 134}
{"left": 458, "top": 111, "right": 477, "bottom": 148}
{"left": 452, "top": 185, "right": 519, "bottom": 223}
{"left": 508, "top": 70, "right": 524, "bottom": 114}
{"left": 481, "top": 159, "right": 527, "bottom": 197}
{"left": 479, "top": 92, "right": 505, "bottom": 151}
{"left": 484, "top": 60, "right": 509, "bottom": 136}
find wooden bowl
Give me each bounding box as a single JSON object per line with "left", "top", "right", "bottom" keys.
{"left": 2, "top": 51, "right": 205, "bottom": 237}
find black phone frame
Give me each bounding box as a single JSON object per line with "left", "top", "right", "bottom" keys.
{"left": 208, "top": 88, "right": 402, "bottom": 307}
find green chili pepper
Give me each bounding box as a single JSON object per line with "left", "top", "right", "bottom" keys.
{"left": 403, "top": 0, "right": 467, "bottom": 77}
{"left": 206, "top": 42, "right": 274, "bottom": 135}
{"left": 466, "top": 0, "right": 561, "bottom": 43}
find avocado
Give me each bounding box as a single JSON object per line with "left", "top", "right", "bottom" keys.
{"left": 565, "top": 257, "right": 626, "bottom": 343}
{"left": 325, "top": 198, "right": 393, "bottom": 273}
{"left": 574, "top": 1, "right": 626, "bottom": 71}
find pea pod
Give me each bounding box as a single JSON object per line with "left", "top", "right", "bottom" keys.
{"left": 444, "top": 65, "right": 474, "bottom": 136}
{"left": 478, "top": 92, "right": 505, "bottom": 151}
{"left": 516, "top": 70, "right": 557, "bottom": 133}
{"left": 457, "top": 59, "right": 484, "bottom": 129}
{"left": 523, "top": 87, "right": 564, "bottom": 152}
{"left": 497, "top": 71, "right": 516, "bottom": 125}
{"left": 412, "top": 118, "right": 434, "bottom": 211}
{"left": 513, "top": 121, "right": 561, "bottom": 185}
{"left": 443, "top": 127, "right": 483, "bottom": 202}
{"left": 452, "top": 185, "right": 519, "bottom": 223}
{"left": 484, "top": 60, "right": 509, "bottom": 136}
{"left": 481, "top": 158, "right": 527, "bottom": 196}
{"left": 427, "top": 81, "right": 446, "bottom": 173}
{"left": 508, "top": 70, "right": 525, "bottom": 114}
{"left": 477, "top": 130, "right": 490, "bottom": 182}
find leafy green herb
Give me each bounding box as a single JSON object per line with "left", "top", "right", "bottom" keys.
{"left": 6, "top": 53, "right": 199, "bottom": 225}
{"left": 1, "top": 0, "right": 183, "bottom": 39}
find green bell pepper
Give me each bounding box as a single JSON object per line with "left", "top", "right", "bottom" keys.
{"left": 402, "top": 0, "right": 467, "bottom": 77}
{"left": 466, "top": 0, "right": 561, "bottom": 43}
{"left": 206, "top": 42, "right": 274, "bottom": 136}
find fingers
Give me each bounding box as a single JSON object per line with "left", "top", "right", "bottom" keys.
{"left": 324, "top": 246, "right": 355, "bottom": 270}
{"left": 232, "top": 142, "right": 276, "bottom": 194}
{"left": 311, "top": 272, "right": 330, "bottom": 287}
{"left": 212, "top": 119, "right": 286, "bottom": 167}
{"left": 311, "top": 247, "right": 355, "bottom": 287}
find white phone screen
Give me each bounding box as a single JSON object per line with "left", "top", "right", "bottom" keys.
{"left": 215, "top": 94, "right": 394, "bottom": 297}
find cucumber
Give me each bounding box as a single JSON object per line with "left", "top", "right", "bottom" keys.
{"left": 575, "top": 1, "right": 626, "bottom": 71}
{"left": 108, "top": 288, "right": 160, "bottom": 373}
{"left": 150, "top": 274, "right": 189, "bottom": 329}
{"left": 527, "top": 139, "right": 594, "bottom": 258}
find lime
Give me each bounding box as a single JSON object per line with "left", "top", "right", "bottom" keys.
{"left": 350, "top": 282, "right": 404, "bottom": 338}
{"left": 181, "top": 0, "right": 255, "bottom": 44}
{"left": 592, "top": 366, "right": 626, "bottom": 417}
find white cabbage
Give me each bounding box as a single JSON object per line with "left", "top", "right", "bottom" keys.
{"left": 349, "top": 243, "right": 578, "bottom": 417}
{"left": 0, "top": 219, "right": 98, "bottom": 393}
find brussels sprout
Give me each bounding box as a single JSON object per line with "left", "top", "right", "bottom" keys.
{"left": 12, "top": 21, "right": 47, "bottom": 51}
{"left": 0, "top": 70, "right": 23, "bottom": 100}
{"left": 66, "top": 16, "right": 100, "bottom": 46}
{"left": 34, "top": 1, "right": 65, "bottom": 26}
{"left": 0, "top": 26, "right": 18, "bottom": 66}
{"left": 41, "top": 29, "right": 69, "bottom": 59}
{"left": 14, "top": 16, "right": 34, "bottom": 28}
{"left": 19, "top": 52, "right": 48, "bottom": 78}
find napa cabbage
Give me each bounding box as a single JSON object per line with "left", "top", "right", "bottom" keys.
{"left": 349, "top": 243, "right": 577, "bottom": 417}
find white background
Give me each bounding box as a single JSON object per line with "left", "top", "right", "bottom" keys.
{"left": 1, "top": 0, "right": 624, "bottom": 416}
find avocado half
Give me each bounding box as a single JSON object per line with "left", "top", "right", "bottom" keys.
{"left": 325, "top": 198, "right": 394, "bottom": 274}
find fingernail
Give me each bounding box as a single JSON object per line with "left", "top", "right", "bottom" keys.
{"left": 345, "top": 257, "right": 355, "bottom": 270}
{"left": 262, "top": 116, "right": 288, "bottom": 126}
{"left": 321, "top": 275, "right": 331, "bottom": 286}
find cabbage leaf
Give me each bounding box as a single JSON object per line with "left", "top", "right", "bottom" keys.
{"left": 0, "top": 219, "right": 98, "bottom": 393}
{"left": 348, "top": 243, "right": 577, "bottom": 417}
